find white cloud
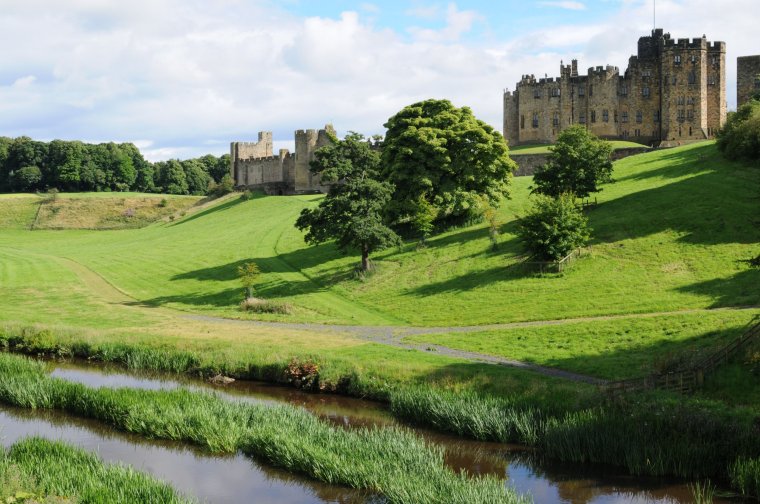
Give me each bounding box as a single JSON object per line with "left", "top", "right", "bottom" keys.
{"left": 538, "top": 1, "right": 587, "bottom": 10}
{"left": 0, "top": 0, "right": 755, "bottom": 159}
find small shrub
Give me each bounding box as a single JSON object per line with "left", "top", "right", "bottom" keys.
{"left": 239, "top": 190, "right": 256, "bottom": 201}
{"left": 284, "top": 357, "right": 320, "bottom": 390}
{"left": 158, "top": 198, "right": 168, "bottom": 208}
{"left": 207, "top": 174, "right": 234, "bottom": 198}
{"left": 239, "top": 297, "right": 292, "bottom": 314}
{"left": 518, "top": 193, "right": 590, "bottom": 261}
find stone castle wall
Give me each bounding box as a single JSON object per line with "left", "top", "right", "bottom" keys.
{"left": 230, "top": 125, "right": 335, "bottom": 194}
{"left": 504, "top": 29, "right": 727, "bottom": 147}
{"left": 737, "top": 56, "right": 760, "bottom": 107}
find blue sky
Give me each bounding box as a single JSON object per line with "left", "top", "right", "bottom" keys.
{"left": 0, "top": 1, "right": 756, "bottom": 160}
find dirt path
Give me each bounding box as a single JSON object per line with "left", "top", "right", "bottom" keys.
{"left": 57, "top": 255, "right": 758, "bottom": 386}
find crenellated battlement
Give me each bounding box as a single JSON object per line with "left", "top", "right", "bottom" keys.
{"left": 231, "top": 124, "right": 336, "bottom": 194}
{"left": 503, "top": 28, "right": 727, "bottom": 148}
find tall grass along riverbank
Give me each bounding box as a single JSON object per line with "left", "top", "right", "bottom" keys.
{"left": 0, "top": 353, "right": 527, "bottom": 504}
{"left": 0, "top": 437, "right": 191, "bottom": 503}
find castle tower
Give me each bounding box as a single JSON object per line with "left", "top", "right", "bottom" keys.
{"left": 230, "top": 131, "right": 273, "bottom": 184}
{"left": 738, "top": 55, "right": 760, "bottom": 107}
{"left": 294, "top": 125, "right": 336, "bottom": 193}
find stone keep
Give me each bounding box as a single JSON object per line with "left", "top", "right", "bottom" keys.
{"left": 503, "top": 29, "right": 726, "bottom": 147}
{"left": 737, "top": 56, "right": 760, "bottom": 107}
{"left": 230, "top": 125, "right": 336, "bottom": 194}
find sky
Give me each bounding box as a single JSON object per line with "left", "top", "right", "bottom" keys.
{"left": 0, "top": 0, "right": 757, "bottom": 161}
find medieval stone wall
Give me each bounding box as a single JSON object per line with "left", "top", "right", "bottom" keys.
{"left": 738, "top": 56, "right": 760, "bottom": 107}
{"left": 230, "top": 125, "right": 334, "bottom": 194}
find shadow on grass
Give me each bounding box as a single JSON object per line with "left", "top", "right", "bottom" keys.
{"left": 168, "top": 196, "right": 247, "bottom": 227}
{"left": 677, "top": 268, "right": 760, "bottom": 308}
{"left": 589, "top": 155, "right": 759, "bottom": 246}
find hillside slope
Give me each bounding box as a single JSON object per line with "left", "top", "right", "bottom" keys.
{"left": 1, "top": 142, "right": 758, "bottom": 328}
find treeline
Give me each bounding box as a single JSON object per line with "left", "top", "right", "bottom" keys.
{"left": 0, "top": 136, "right": 230, "bottom": 195}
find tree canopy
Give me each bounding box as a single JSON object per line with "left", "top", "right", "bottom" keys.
{"left": 295, "top": 132, "right": 400, "bottom": 272}
{"left": 381, "top": 99, "right": 516, "bottom": 231}
{"left": 717, "top": 98, "right": 760, "bottom": 162}
{"left": 518, "top": 193, "right": 590, "bottom": 262}
{"left": 0, "top": 136, "right": 230, "bottom": 195}
{"left": 532, "top": 125, "right": 613, "bottom": 199}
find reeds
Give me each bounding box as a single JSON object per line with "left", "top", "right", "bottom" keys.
{"left": 0, "top": 437, "right": 191, "bottom": 503}
{"left": 729, "top": 457, "right": 760, "bottom": 498}
{"left": 0, "top": 353, "right": 527, "bottom": 504}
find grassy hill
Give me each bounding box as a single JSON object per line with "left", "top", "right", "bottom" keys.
{"left": 0, "top": 141, "right": 758, "bottom": 392}
{"left": 510, "top": 140, "right": 648, "bottom": 155}
{"left": 0, "top": 192, "right": 202, "bottom": 230}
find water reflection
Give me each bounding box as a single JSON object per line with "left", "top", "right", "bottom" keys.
{"left": 0, "top": 406, "right": 369, "bottom": 504}
{"left": 47, "top": 360, "right": 741, "bottom": 504}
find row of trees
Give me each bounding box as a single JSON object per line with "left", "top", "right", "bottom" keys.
{"left": 296, "top": 100, "right": 614, "bottom": 270}
{"left": 0, "top": 136, "right": 230, "bottom": 195}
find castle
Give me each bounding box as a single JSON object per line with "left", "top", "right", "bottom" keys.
{"left": 503, "top": 29, "right": 726, "bottom": 147}
{"left": 738, "top": 55, "right": 760, "bottom": 107}
{"left": 230, "top": 125, "right": 335, "bottom": 194}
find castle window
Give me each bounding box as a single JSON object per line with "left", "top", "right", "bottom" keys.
{"left": 674, "top": 55, "right": 681, "bottom": 65}
{"left": 711, "top": 56, "right": 718, "bottom": 66}
{"left": 552, "top": 112, "right": 559, "bottom": 126}
{"left": 532, "top": 113, "right": 539, "bottom": 128}
{"left": 591, "top": 110, "right": 596, "bottom": 123}
{"left": 689, "top": 126, "right": 693, "bottom": 136}
{"left": 654, "top": 110, "right": 660, "bottom": 122}
{"left": 551, "top": 88, "right": 561, "bottom": 97}
{"left": 672, "top": 76, "right": 677, "bottom": 85}
{"left": 678, "top": 109, "right": 685, "bottom": 121}
{"left": 619, "top": 85, "right": 628, "bottom": 96}
{"left": 579, "top": 112, "right": 586, "bottom": 124}
{"left": 614, "top": 110, "right": 618, "bottom": 123}
{"left": 603, "top": 110, "right": 609, "bottom": 122}
{"left": 622, "top": 111, "right": 629, "bottom": 123}
{"left": 534, "top": 88, "right": 542, "bottom": 99}
{"left": 690, "top": 55, "right": 698, "bottom": 64}
{"left": 687, "top": 109, "right": 694, "bottom": 120}
{"left": 578, "top": 85, "right": 585, "bottom": 97}
{"left": 688, "top": 71, "right": 696, "bottom": 85}
{"left": 642, "top": 69, "right": 651, "bottom": 78}
{"left": 687, "top": 97, "right": 695, "bottom": 105}
{"left": 677, "top": 96, "right": 685, "bottom": 106}
{"left": 521, "top": 115, "right": 525, "bottom": 129}
{"left": 642, "top": 86, "right": 650, "bottom": 97}
{"left": 708, "top": 75, "right": 716, "bottom": 86}
{"left": 636, "top": 111, "right": 643, "bottom": 123}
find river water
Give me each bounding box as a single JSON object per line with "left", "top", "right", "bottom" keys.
{"left": 0, "top": 360, "right": 740, "bottom": 503}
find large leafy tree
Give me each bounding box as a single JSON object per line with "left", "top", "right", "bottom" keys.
{"left": 295, "top": 133, "right": 399, "bottom": 272}
{"left": 532, "top": 125, "right": 613, "bottom": 199}
{"left": 382, "top": 99, "right": 516, "bottom": 230}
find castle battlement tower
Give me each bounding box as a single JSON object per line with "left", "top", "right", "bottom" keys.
{"left": 503, "top": 29, "right": 727, "bottom": 147}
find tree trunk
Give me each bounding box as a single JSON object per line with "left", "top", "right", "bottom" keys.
{"left": 361, "top": 244, "right": 369, "bottom": 272}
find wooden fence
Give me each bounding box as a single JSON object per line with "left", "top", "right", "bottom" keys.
{"left": 604, "top": 314, "right": 760, "bottom": 395}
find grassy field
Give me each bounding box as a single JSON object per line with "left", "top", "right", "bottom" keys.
{"left": 0, "top": 141, "right": 758, "bottom": 393}
{"left": 1, "top": 437, "right": 189, "bottom": 503}
{"left": 509, "top": 140, "right": 648, "bottom": 155}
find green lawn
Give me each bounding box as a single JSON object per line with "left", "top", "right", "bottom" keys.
{"left": 0, "top": 141, "right": 758, "bottom": 397}
{"left": 510, "top": 140, "right": 648, "bottom": 155}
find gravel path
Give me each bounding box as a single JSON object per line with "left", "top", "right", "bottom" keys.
{"left": 55, "top": 254, "right": 758, "bottom": 386}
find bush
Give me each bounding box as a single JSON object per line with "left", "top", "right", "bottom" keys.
{"left": 239, "top": 297, "right": 292, "bottom": 314}
{"left": 207, "top": 174, "right": 234, "bottom": 198}
{"left": 518, "top": 193, "right": 590, "bottom": 261}
{"left": 717, "top": 99, "right": 760, "bottom": 161}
